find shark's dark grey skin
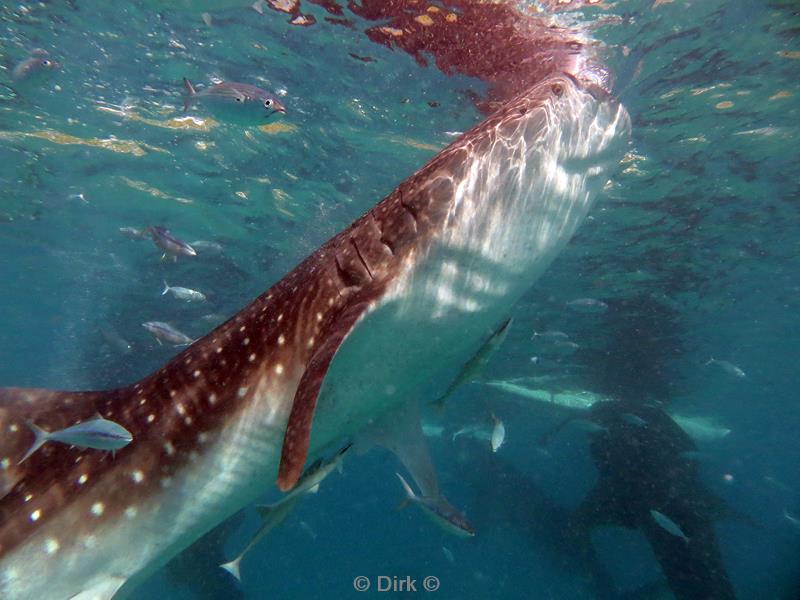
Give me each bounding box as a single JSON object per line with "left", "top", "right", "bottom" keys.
{"left": 0, "top": 34, "right": 629, "bottom": 600}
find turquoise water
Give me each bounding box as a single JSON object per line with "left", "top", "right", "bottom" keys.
{"left": 1, "top": 1, "right": 799, "bottom": 598}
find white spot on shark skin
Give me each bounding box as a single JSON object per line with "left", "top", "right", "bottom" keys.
{"left": 83, "top": 535, "right": 97, "bottom": 549}
{"left": 0, "top": 458, "right": 9, "bottom": 470}
{"left": 275, "top": 364, "right": 284, "bottom": 375}
{"left": 278, "top": 334, "right": 285, "bottom": 346}
{"left": 193, "top": 369, "right": 201, "bottom": 379}
{"left": 164, "top": 442, "right": 175, "bottom": 456}
{"left": 30, "top": 509, "right": 41, "bottom": 522}
{"left": 139, "top": 398, "right": 147, "bottom": 406}
{"left": 238, "top": 387, "right": 248, "bottom": 398}
{"left": 147, "top": 414, "right": 156, "bottom": 424}
{"left": 44, "top": 538, "right": 60, "bottom": 554}
{"left": 176, "top": 403, "right": 186, "bottom": 416}
{"left": 216, "top": 347, "right": 223, "bottom": 354}
{"left": 131, "top": 470, "right": 144, "bottom": 484}
{"left": 307, "top": 337, "right": 315, "bottom": 348}
{"left": 197, "top": 432, "right": 209, "bottom": 444}
{"left": 316, "top": 312, "right": 323, "bottom": 322}
{"left": 169, "top": 390, "right": 177, "bottom": 398}
{"left": 208, "top": 393, "right": 218, "bottom": 406}
{"left": 184, "top": 416, "right": 193, "bottom": 426}
{"left": 78, "top": 474, "right": 88, "bottom": 485}
{"left": 125, "top": 506, "right": 138, "bottom": 519}
{"left": 239, "top": 325, "right": 246, "bottom": 333}
{"left": 9, "top": 424, "right": 18, "bottom": 433}
{"left": 24, "top": 494, "right": 33, "bottom": 503}
{"left": 91, "top": 502, "right": 104, "bottom": 517}
{"left": 243, "top": 337, "right": 250, "bottom": 346}
{"left": 248, "top": 353, "right": 256, "bottom": 363}
{"left": 277, "top": 313, "right": 284, "bottom": 323}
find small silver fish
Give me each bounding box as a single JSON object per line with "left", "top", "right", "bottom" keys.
{"left": 421, "top": 422, "right": 445, "bottom": 438}
{"left": 705, "top": 357, "right": 746, "bottom": 379}
{"left": 566, "top": 297, "right": 608, "bottom": 313}
{"left": 12, "top": 49, "right": 59, "bottom": 81}
{"left": 621, "top": 413, "right": 647, "bottom": 428}
{"left": 299, "top": 520, "right": 317, "bottom": 540}
{"left": 99, "top": 324, "right": 132, "bottom": 355}
{"left": 147, "top": 226, "right": 197, "bottom": 260}
{"left": 396, "top": 473, "right": 475, "bottom": 537}
{"left": 650, "top": 509, "right": 689, "bottom": 543}
{"left": 442, "top": 546, "right": 455, "bottom": 564}
{"left": 183, "top": 78, "right": 285, "bottom": 124}
{"left": 20, "top": 415, "right": 132, "bottom": 464}
{"left": 490, "top": 412, "right": 505, "bottom": 453}
{"left": 531, "top": 330, "right": 569, "bottom": 342}
{"left": 784, "top": 509, "right": 800, "bottom": 530}
{"left": 162, "top": 281, "right": 206, "bottom": 302}
{"left": 119, "top": 226, "right": 148, "bottom": 240}
{"left": 553, "top": 340, "right": 580, "bottom": 354}
{"left": 142, "top": 321, "right": 195, "bottom": 346}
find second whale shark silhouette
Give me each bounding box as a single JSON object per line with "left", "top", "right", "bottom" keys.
{"left": 0, "top": 6, "right": 630, "bottom": 600}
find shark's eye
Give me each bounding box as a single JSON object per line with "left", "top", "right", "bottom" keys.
{"left": 551, "top": 84, "right": 563, "bottom": 98}
{"left": 41, "top": 59, "right": 51, "bottom": 66}
{"left": 235, "top": 97, "right": 243, "bottom": 102}
{"left": 264, "top": 98, "right": 274, "bottom": 108}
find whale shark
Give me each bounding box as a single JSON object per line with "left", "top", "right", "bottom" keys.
{"left": 0, "top": 9, "right": 630, "bottom": 600}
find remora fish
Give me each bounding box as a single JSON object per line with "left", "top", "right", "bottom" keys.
{"left": 142, "top": 321, "right": 195, "bottom": 346}
{"left": 20, "top": 415, "right": 133, "bottom": 464}
{"left": 434, "top": 318, "right": 511, "bottom": 409}
{"left": 705, "top": 357, "right": 746, "bottom": 379}
{"left": 649, "top": 509, "right": 689, "bottom": 543}
{"left": 162, "top": 282, "right": 206, "bottom": 303}
{"left": 0, "top": 47, "right": 629, "bottom": 600}
{"left": 396, "top": 473, "right": 475, "bottom": 537}
{"left": 220, "top": 444, "right": 349, "bottom": 581}
{"left": 183, "top": 78, "right": 286, "bottom": 124}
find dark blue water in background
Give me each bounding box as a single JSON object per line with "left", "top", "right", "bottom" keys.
{"left": 1, "top": 1, "right": 798, "bottom": 598}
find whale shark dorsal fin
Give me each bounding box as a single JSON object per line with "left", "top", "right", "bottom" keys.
{"left": 277, "top": 300, "right": 372, "bottom": 491}
{"left": 67, "top": 575, "right": 126, "bottom": 600}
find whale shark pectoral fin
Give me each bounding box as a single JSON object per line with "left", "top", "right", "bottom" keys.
{"left": 277, "top": 301, "right": 372, "bottom": 491}
{"left": 67, "top": 575, "right": 126, "bottom": 600}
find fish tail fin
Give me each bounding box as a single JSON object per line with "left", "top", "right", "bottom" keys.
{"left": 395, "top": 472, "right": 417, "bottom": 509}
{"left": 19, "top": 420, "right": 49, "bottom": 464}
{"left": 161, "top": 281, "right": 170, "bottom": 295}
{"left": 252, "top": 0, "right": 265, "bottom": 14}
{"left": 182, "top": 78, "right": 196, "bottom": 111}
{"left": 220, "top": 556, "right": 243, "bottom": 583}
